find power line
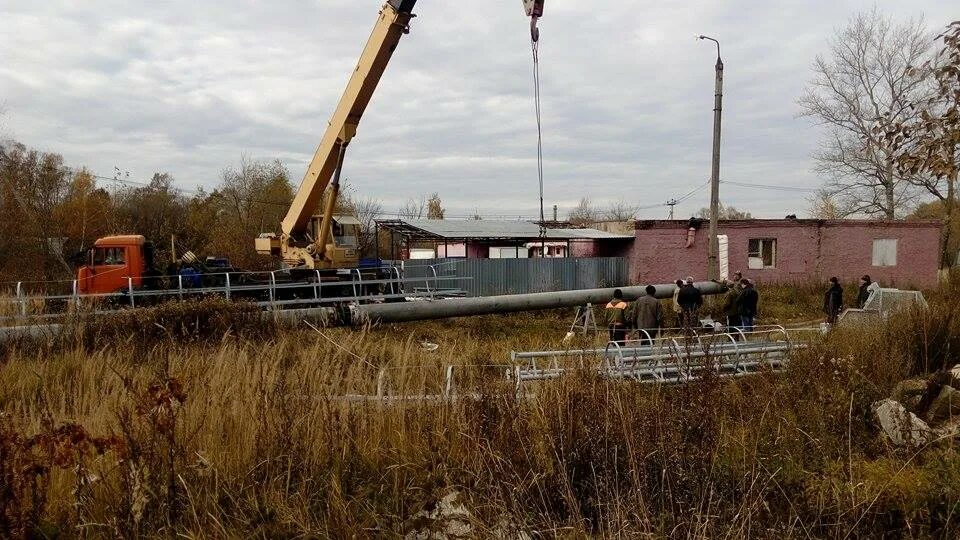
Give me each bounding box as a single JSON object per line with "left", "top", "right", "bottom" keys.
{"left": 721, "top": 180, "right": 817, "bottom": 193}
{"left": 0, "top": 153, "right": 720, "bottom": 221}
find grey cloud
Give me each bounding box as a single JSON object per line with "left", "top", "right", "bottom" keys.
{"left": 1, "top": 0, "right": 956, "bottom": 220}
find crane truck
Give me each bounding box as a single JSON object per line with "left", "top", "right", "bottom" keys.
{"left": 77, "top": 0, "right": 545, "bottom": 299}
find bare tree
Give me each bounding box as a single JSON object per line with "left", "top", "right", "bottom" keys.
{"left": 604, "top": 201, "right": 640, "bottom": 221}
{"left": 398, "top": 196, "right": 426, "bottom": 219}
{"left": 351, "top": 196, "right": 383, "bottom": 258}
{"left": 885, "top": 21, "right": 960, "bottom": 269}
{"left": 799, "top": 9, "right": 934, "bottom": 218}
{"left": 696, "top": 204, "right": 752, "bottom": 220}
{"left": 568, "top": 197, "right": 599, "bottom": 226}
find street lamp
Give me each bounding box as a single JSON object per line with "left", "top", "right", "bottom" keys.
{"left": 698, "top": 34, "right": 723, "bottom": 281}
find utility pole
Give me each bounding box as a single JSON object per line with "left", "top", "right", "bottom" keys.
{"left": 666, "top": 199, "right": 678, "bottom": 219}
{"left": 699, "top": 35, "right": 723, "bottom": 281}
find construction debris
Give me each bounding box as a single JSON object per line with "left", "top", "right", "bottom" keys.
{"left": 405, "top": 491, "right": 473, "bottom": 540}
{"left": 873, "top": 398, "right": 933, "bottom": 447}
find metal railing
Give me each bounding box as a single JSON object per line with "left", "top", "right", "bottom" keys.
{"left": 0, "top": 263, "right": 469, "bottom": 321}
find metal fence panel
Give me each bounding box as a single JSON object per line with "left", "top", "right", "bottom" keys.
{"left": 394, "top": 257, "right": 629, "bottom": 297}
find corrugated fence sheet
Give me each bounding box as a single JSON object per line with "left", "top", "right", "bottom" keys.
{"left": 396, "top": 257, "right": 629, "bottom": 297}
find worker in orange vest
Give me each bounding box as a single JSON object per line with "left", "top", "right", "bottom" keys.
{"left": 605, "top": 289, "right": 629, "bottom": 344}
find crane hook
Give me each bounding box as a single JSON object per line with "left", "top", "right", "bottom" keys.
{"left": 522, "top": 0, "right": 544, "bottom": 42}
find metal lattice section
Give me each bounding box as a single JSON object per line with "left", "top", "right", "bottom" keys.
{"left": 509, "top": 326, "right": 821, "bottom": 391}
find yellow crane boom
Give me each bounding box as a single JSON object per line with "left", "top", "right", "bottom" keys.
{"left": 257, "top": 0, "right": 543, "bottom": 270}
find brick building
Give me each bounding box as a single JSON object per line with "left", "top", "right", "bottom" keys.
{"left": 375, "top": 219, "right": 632, "bottom": 260}
{"left": 631, "top": 219, "right": 941, "bottom": 288}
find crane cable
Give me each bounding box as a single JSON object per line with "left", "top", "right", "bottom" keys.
{"left": 531, "top": 29, "right": 546, "bottom": 247}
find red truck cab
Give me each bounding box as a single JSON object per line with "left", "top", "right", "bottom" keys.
{"left": 77, "top": 235, "right": 153, "bottom": 295}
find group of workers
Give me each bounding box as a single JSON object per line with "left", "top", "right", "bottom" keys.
{"left": 603, "top": 274, "right": 761, "bottom": 345}
{"left": 603, "top": 273, "right": 880, "bottom": 346}
{"left": 824, "top": 274, "right": 877, "bottom": 323}
{"left": 720, "top": 272, "right": 759, "bottom": 333}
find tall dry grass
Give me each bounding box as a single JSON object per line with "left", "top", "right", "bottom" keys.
{"left": 0, "top": 296, "right": 958, "bottom": 537}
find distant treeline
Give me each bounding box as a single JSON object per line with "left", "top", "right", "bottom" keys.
{"left": 0, "top": 139, "right": 296, "bottom": 284}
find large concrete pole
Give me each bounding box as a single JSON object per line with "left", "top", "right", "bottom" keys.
{"left": 0, "top": 282, "right": 727, "bottom": 341}
{"left": 700, "top": 36, "right": 724, "bottom": 281}
{"left": 348, "top": 282, "right": 726, "bottom": 325}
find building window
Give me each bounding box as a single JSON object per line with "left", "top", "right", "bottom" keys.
{"left": 872, "top": 239, "right": 898, "bottom": 267}
{"left": 747, "top": 238, "right": 776, "bottom": 269}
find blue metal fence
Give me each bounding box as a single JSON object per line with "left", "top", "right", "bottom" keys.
{"left": 396, "top": 257, "right": 630, "bottom": 297}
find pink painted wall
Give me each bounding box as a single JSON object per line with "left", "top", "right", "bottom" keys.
{"left": 631, "top": 220, "right": 941, "bottom": 288}
{"left": 569, "top": 239, "right": 632, "bottom": 258}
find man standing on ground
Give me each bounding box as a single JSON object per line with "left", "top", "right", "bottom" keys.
{"left": 671, "top": 279, "right": 684, "bottom": 327}
{"left": 739, "top": 279, "right": 759, "bottom": 333}
{"left": 722, "top": 278, "right": 742, "bottom": 333}
{"left": 677, "top": 277, "right": 703, "bottom": 329}
{"left": 857, "top": 275, "right": 873, "bottom": 308}
{"left": 824, "top": 277, "right": 844, "bottom": 324}
{"left": 634, "top": 285, "right": 663, "bottom": 346}
{"left": 605, "top": 289, "right": 629, "bottom": 344}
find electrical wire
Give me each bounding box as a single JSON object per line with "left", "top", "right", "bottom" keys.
{"left": 531, "top": 38, "right": 546, "bottom": 238}
{"left": 0, "top": 150, "right": 716, "bottom": 221}
{"left": 721, "top": 180, "right": 817, "bottom": 193}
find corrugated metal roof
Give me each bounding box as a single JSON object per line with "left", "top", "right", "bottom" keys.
{"left": 332, "top": 214, "right": 362, "bottom": 225}
{"left": 387, "top": 219, "right": 632, "bottom": 240}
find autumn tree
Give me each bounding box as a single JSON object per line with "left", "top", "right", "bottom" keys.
{"left": 0, "top": 141, "right": 73, "bottom": 280}
{"left": 53, "top": 168, "right": 115, "bottom": 254}
{"left": 808, "top": 189, "right": 843, "bottom": 219}
{"left": 113, "top": 173, "right": 191, "bottom": 263}
{"left": 799, "top": 9, "right": 934, "bottom": 218}
{"left": 426, "top": 193, "right": 445, "bottom": 220}
{"left": 884, "top": 20, "right": 960, "bottom": 269}
{"left": 210, "top": 158, "right": 293, "bottom": 269}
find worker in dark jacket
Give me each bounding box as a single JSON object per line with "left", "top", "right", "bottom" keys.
{"left": 722, "top": 279, "right": 742, "bottom": 333}
{"left": 824, "top": 277, "right": 844, "bottom": 324}
{"left": 738, "top": 279, "right": 759, "bottom": 333}
{"left": 676, "top": 277, "right": 703, "bottom": 328}
{"left": 633, "top": 285, "right": 663, "bottom": 345}
{"left": 857, "top": 275, "right": 873, "bottom": 308}
{"left": 605, "top": 289, "right": 629, "bottom": 344}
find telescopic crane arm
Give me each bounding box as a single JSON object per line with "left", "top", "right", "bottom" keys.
{"left": 261, "top": 0, "right": 544, "bottom": 269}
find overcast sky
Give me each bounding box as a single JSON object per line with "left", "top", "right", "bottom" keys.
{"left": 1, "top": 0, "right": 955, "bottom": 220}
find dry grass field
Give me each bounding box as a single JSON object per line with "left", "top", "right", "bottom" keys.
{"left": 1, "top": 285, "right": 960, "bottom": 538}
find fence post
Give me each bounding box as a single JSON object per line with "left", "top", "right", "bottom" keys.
{"left": 16, "top": 282, "right": 26, "bottom": 317}
{"left": 127, "top": 277, "right": 135, "bottom": 308}
{"left": 71, "top": 280, "right": 79, "bottom": 310}
{"left": 352, "top": 269, "right": 362, "bottom": 300}
{"left": 514, "top": 365, "right": 522, "bottom": 399}
{"left": 224, "top": 273, "right": 231, "bottom": 301}
{"left": 376, "top": 369, "right": 386, "bottom": 398}
{"left": 177, "top": 274, "right": 184, "bottom": 301}
{"left": 444, "top": 365, "right": 454, "bottom": 398}
{"left": 269, "top": 271, "right": 276, "bottom": 310}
